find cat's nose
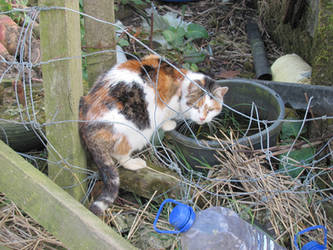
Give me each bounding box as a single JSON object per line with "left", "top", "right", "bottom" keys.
{"left": 199, "top": 117, "right": 205, "bottom": 122}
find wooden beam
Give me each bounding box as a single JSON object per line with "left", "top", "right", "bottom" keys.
{"left": 39, "top": 0, "right": 87, "bottom": 200}
{"left": 119, "top": 162, "right": 181, "bottom": 200}
{"left": 0, "top": 140, "right": 136, "bottom": 250}
{"left": 83, "top": 0, "right": 116, "bottom": 86}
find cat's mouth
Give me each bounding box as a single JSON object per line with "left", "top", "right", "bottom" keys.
{"left": 196, "top": 120, "right": 206, "bottom": 125}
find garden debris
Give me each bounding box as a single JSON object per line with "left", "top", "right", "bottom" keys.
{"left": 216, "top": 69, "right": 240, "bottom": 79}
{"left": 190, "top": 139, "right": 332, "bottom": 249}
{"left": 1, "top": 1, "right": 332, "bottom": 249}
{"left": 141, "top": 7, "right": 191, "bottom": 48}
{"left": 0, "top": 15, "right": 21, "bottom": 55}
{"left": 0, "top": 14, "right": 40, "bottom": 80}
{"left": 246, "top": 21, "right": 272, "bottom": 80}
{"left": 0, "top": 193, "right": 65, "bottom": 250}
{"left": 271, "top": 53, "right": 312, "bottom": 84}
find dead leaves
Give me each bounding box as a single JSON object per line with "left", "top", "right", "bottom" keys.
{"left": 216, "top": 69, "right": 241, "bottom": 79}
{"left": 0, "top": 14, "right": 40, "bottom": 64}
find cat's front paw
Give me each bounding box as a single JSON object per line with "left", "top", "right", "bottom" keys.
{"left": 122, "top": 158, "right": 147, "bottom": 171}
{"left": 162, "top": 120, "right": 177, "bottom": 131}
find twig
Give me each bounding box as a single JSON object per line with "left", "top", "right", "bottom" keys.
{"left": 149, "top": 6, "right": 154, "bottom": 49}
{"left": 304, "top": 92, "right": 320, "bottom": 131}
{"left": 127, "top": 190, "right": 157, "bottom": 240}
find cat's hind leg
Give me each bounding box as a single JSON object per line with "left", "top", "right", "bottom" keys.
{"left": 89, "top": 158, "right": 119, "bottom": 216}
{"left": 82, "top": 124, "right": 120, "bottom": 216}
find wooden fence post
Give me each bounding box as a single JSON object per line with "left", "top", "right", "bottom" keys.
{"left": 39, "top": 0, "right": 87, "bottom": 201}
{"left": 0, "top": 140, "right": 136, "bottom": 250}
{"left": 83, "top": 0, "right": 116, "bottom": 87}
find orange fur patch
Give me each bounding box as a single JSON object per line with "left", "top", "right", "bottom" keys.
{"left": 153, "top": 68, "right": 182, "bottom": 107}
{"left": 117, "top": 59, "right": 141, "bottom": 72}
{"left": 85, "top": 55, "right": 187, "bottom": 114}
{"left": 186, "top": 85, "right": 205, "bottom": 107}
{"left": 212, "top": 100, "right": 222, "bottom": 110}
{"left": 114, "top": 134, "right": 131, "bottom": 155}
{"left": 140, "top": 55, "right": 186, "bottom": 107}
{"left": 80, "top": 86, "right": 122, "bottom": 121}
{"left": 91, "top": 129, "right": 131, "bottom": 156}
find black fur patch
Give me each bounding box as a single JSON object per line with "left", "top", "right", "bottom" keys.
{"left": 109, "top": 81, "right": 150, "bottom": 130}
{"left": 104, "top": 101, "right": 115, "bottom": 110}
{"left": 79, "top": 97, "right": 89, "bottom": 116}
{"left": 203, "top": 77, "right": 216, "bottom": 92}
{"left": 140, "top": 64, "right": 156, "bottom": 84}
{"left": 140, "top": 65, "right": 155, "bottom": 76}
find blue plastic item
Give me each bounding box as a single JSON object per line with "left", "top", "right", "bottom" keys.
{"left": 161, "top": 0, "right": 198, "bottom": 2}
{"left": 154, "top": 199, "right": 287, "bottom": 250}
{"left": 153, "top": 199, "right": 195, "bottom": 234}
{"left": 294, "top": 225, "right": 327, "bottom": 250}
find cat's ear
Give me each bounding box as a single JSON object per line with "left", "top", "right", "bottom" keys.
{"left": 213, "top": 86, "right": 229, "bottom": 99}
{"left": 203, "top": 77, "right": 215, "bottom": 91}
{"left": 140, "top": 64, "right": 156, "bottom": 83}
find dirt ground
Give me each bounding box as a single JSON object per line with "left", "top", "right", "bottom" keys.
{"left": 117, "top": 0, "right": 283, "bottom": 79}
{"left": 1, "top": 1, "right": 332, "bottom": 250}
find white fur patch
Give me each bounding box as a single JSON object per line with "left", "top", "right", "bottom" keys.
{"left": 162, "top": 120, "right": 177, "bottom": 131}
{"left": 122, "top": 158, "right": 147, "bottom": 170}
{"left": 93, "top": 201, "right": 108, "bottom": 212}
{"left": 104, "top": 67, "right": 143, "bottom": 87}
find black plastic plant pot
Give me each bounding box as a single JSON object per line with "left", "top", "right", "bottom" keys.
{"left": 166, "top": 79, "right": 285, "bottom": 167}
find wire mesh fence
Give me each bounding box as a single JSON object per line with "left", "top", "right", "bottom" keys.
{"left": 0, "top": 2, "right": 332, "bottom": 249}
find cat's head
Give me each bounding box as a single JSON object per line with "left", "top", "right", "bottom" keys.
{"left": 181, "top": 72, "right": 228, "bottom": 125}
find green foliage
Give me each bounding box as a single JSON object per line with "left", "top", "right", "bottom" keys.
{"left": 279, "top": 147, "right": 315, "bottom": 178}
{"left": 278, "top": 116, "right": 315, "bottom": 178}
{"left": 162, "top": 26, "right": 186, "bottom": 48}
{"left": 120, "top": 0, "right": 150, "bottom": 5}
{"left": 118, "top": 38, "right": 130, "bottom": 47}
{"left": 161, "top": 22, "right": 208, "bottom": 69}
{"left": 0, "top": 0, "right": 12, "bottom": 12}
{"left": 185, "top": 23, "right": 208, "bottom": 40}
{"left": 0, "top": 0, "right": 30, "bottom": 25}
{"left": 280, "top": 119, "right": 306, "bottom": 140}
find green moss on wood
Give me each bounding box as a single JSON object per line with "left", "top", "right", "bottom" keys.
{"left": 259, "top": 1, "right": 312, "bottom": 61}
{"left": 83, "top": 0, "right": 116, "bottom": 86}
{"left": 39, "top": 0, "right": 87, "bottom": 200}
{"left": 312, "top": 0, "right": 333, "bottom": 85}
{"left": 0, "top": 140, "right": 136, "bottom": 250}
{"left": 259, "top": 0, "right": 333, "bottom": 85}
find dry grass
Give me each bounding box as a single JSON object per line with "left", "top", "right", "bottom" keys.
{"left": 1, "top": 137, "right": 331, "bottom": 249}
{"left": 0, "top": 194, "right": 65, "bottom": 250}
{"left": 0, "top": 1, "right": 331, "bottom": 249}
{"left": 187, "top": 137, "right": 332, "bottom": 249}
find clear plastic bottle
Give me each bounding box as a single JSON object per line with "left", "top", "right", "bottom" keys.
{"left": 154, "top": 199, "right": 286, "bottom": 250}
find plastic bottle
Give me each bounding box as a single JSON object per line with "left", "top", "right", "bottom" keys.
{"left": 294, "top": 225, "right": 327, "bottom": 250}
{"left": 154, "top": 199, "right": 286, "bottom": 250}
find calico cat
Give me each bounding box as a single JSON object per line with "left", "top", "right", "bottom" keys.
{"left": 79, "top": 55, "right": 228, "bottom": 215}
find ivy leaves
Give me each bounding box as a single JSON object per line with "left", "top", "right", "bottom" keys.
{"left": 162, "top": 23, "right": 208, "bottom": 68}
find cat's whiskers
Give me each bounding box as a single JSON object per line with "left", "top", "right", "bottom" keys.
{"left": 178, "top": 119, "right": 195, "bottom": 135}
{"left": 207, "top": 121, "right": 214, "bottom": 135}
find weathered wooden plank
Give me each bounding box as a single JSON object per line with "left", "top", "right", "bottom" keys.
{"left": 39, "top": 0, "right": 87, "bottom": 200}
{"left": 83, "top": 0, "right": 116, "bottom": 86}
{"left": 119, "top": 162, "right": 181, "bottom": 200}
{"left": 0, "top": 140, "right": 136, "bottom": 250}
{"left": 89, "top": 156, "right": 182, "bottom": 200}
